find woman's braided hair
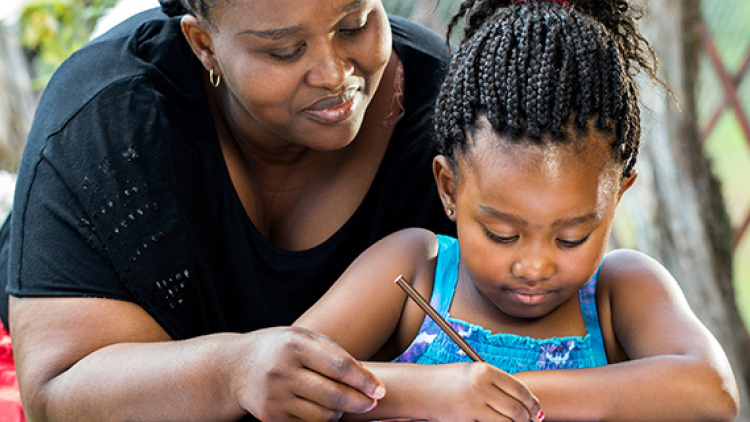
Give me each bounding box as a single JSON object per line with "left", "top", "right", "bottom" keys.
{"left": 435, "top": 0, "right": 662, "bottom": 178}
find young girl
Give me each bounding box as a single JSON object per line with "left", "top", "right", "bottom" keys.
{"left": 295, "top": 0, "right": 740, "bottom": 420}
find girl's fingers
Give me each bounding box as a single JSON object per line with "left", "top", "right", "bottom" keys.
{"left": 491, "top": 375, "right": 543, "bottom": 422}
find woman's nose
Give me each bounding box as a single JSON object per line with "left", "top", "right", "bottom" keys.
{"left": 306, "top": 41, "right": 351, "bottom": 89}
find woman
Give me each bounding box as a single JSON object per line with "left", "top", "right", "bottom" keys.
{"left": 3, "top": 0, "right": 454, "bottom": 420}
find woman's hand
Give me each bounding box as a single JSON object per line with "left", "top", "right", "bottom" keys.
{"left": 231, "top": 327, "right": 386, "bottom": 421}
{"left": 359, "top": 362, "right": 543, "bottom": 422}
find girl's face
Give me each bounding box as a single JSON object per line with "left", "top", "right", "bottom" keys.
{"left": 435, "top": 118, "right": 635, "bottom": 322}
{"left": 188, "top": 0, "right": 391, "bottom": 151}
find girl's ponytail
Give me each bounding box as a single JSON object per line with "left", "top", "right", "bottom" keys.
{"left": 158, "top": 0, "right": 189, "bottom": 17}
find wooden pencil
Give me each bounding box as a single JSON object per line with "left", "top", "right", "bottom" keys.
{"left": 394, "top": 275, "right": 485, "bottom": 362}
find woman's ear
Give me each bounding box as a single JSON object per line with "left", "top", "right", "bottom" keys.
{"left": 433, "top": 155, "right": 457, "bottom": 220}
{"left": 180, "top": 15, "right": 218, "bottom": 73}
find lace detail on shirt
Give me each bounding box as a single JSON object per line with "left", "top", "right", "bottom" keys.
{"left": 382, "top": 59, "right": 405, "bottom": 126}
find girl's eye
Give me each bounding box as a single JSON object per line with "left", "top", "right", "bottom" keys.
{"left": 556, "top": 234, "right": 590, "bottom": 249}
{"left": 270, "top": 44, "right": 306, "bottom": 61}
{"left": 484, "top": 227, "right": 518, "bottom": 245}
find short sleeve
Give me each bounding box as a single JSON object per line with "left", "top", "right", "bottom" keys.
{"left": 7, "top": 157, "right": 127, "bottom": 300}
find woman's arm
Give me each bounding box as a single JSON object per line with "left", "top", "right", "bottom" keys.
{"left": 11, "top": 296, "right": 384, "bottom": 422}
{"left": 515, "top": 249, "right": 740, "bottom": 421}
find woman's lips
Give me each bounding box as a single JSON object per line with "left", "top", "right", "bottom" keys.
{"left": 304, "top": 89, "right": 357, "bottom": 124}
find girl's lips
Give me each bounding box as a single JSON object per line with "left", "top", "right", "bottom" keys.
{"left": 509, "top": 289, "right": 550, "bottom": 305}
{"left": 304, "top": 89, "right": 357, "bottom": 124}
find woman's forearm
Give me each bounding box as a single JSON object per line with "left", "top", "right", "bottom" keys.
{"left": 29, "top": 333, "right": 246, "bottom": 422}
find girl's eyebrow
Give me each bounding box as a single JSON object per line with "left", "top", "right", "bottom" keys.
{"left": 551, "top": 213, "right": 601, "bottom": 228}
{"left": 237, "top": 0, "right": 366, "bottom": 40}
{"left": 478, "top": 206, "right": 528, "bottom": 226}
{"left": 477, "top": 205, "right": 600, "bottom": 228}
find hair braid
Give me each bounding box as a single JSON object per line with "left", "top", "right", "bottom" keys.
{"left": 535, "top": 12, "right": 562, "bottom": 134}
{"left": 158, "top": 0, "right": 219, "bottom": 25}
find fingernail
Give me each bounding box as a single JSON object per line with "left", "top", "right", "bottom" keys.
{"left": 372, "top": 385, "right": 386, "bottom": 400}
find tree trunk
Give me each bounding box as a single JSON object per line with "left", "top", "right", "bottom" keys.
{"left": 0, "top": 22, "right": 35, "bottom": 173}
{"left": 625, "top": 0, "right": 750, "bottom": 418}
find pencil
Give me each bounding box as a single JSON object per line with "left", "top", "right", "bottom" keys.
{"left": 394, "top": 275, "right": 485, "bottom": 362}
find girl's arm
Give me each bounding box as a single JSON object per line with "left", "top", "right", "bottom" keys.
{"left": 295, "top": 228, "right": 440, "bottom": 360}
{"left": 295, "top": 228, "right": 542, "bottom": 422}
{"left": 515, "top": 249, "right": 740, "bottom": 421}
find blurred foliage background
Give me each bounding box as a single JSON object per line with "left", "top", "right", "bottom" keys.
{"left": 18, "top": 0, "right": 117, "bottom": 89}
{"left": 696, "top": 0, "right": 750, "bottom": 328}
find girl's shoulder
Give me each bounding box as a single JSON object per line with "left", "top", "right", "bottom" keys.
{"left": 598, "top": 249, "right": 677, "bottom": 291}
{"left": 596, "top": 249, "right": 689, "bottom": 362}
{"left": 373, "top": 228, "right": 442, "bottom": 266}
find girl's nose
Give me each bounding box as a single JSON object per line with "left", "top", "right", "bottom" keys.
{"left": 511, "top": 256, "right": 556, "bottom": 282}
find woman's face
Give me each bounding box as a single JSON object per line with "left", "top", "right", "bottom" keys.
{"left": 205, "top": 0, "right": 391, "bottom": 151}
{"left": 436, "top": 118, "right": 634, "bottom": 322}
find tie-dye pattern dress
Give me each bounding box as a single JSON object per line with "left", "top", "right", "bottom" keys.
{"left": 393, "top": 235, "right": 608, "bottom": 373}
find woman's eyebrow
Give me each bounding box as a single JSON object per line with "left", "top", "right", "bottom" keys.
{"left": 239, "top": 25, "right": 304, "bottom": 40}
{"left": 340, "top": 0, "right": 366, "bottom": 14}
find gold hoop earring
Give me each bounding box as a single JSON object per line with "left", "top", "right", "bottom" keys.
{"left": 209, "top": 67, "right": 221, "bottom": 88}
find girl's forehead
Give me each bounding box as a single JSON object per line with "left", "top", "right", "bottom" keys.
{"left": 461, "top": 117, "right": 617, "bottom": 179}
{"left": 459, "top": 122, "right": 623, "bottom": 219}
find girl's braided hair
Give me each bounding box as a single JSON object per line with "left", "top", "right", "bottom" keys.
{"left": 158, "top": 0, "right": 218, "bottom": 24}
{"left": 435, "top": 0, "right": 663, "bottom": 178}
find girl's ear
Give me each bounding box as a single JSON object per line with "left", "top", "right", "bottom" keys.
{"left": 617, "top": 170, "right": 638, "bottom": 202}
{"left": 180, "top": 15, "right": 218, "bottom": 73}
{"left": 433, "top": 155, "right": 457, "bottom": 220}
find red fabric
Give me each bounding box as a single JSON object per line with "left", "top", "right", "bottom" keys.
{"left": 0, "top": 323, "right": 24, "bottom": 422}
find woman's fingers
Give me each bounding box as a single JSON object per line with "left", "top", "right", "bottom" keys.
{"left": 299, "top": 330, "right": 386, "bottom": 402}
{"left": 236, "top": 327, "right": 384, "bottom": 420}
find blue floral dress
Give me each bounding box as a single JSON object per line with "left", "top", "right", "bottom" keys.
{"left": 393, "top": 235, "right": 608, "bottom": 373}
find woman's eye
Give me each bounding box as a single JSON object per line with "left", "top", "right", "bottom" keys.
{"left": 340, "top": 19, "right": 368, "bottom": 37}
{"left": 556, "top": 234, "right": 590, "bottom": 249}
{"left": 270, "top": 44, "right": 305, "bottom": 61}
{"left": 484, "top": 227, "right": 518, "bottom": 245}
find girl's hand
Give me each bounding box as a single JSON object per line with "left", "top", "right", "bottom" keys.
{"left": 415, "top": 362, "right": 543, "bottom": 422}
{"left": 230, "top": 327, "right": 386, "bottom": 421}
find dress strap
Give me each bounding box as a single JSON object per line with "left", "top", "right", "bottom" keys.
{"left": 392, "top": 235, "right": 461, "bottom": 363}
{"left": 578, "top": 260, "right": 609, "bottom": 366}
{"left": 432, "top": 235, "right": 460, "bottom": 317}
